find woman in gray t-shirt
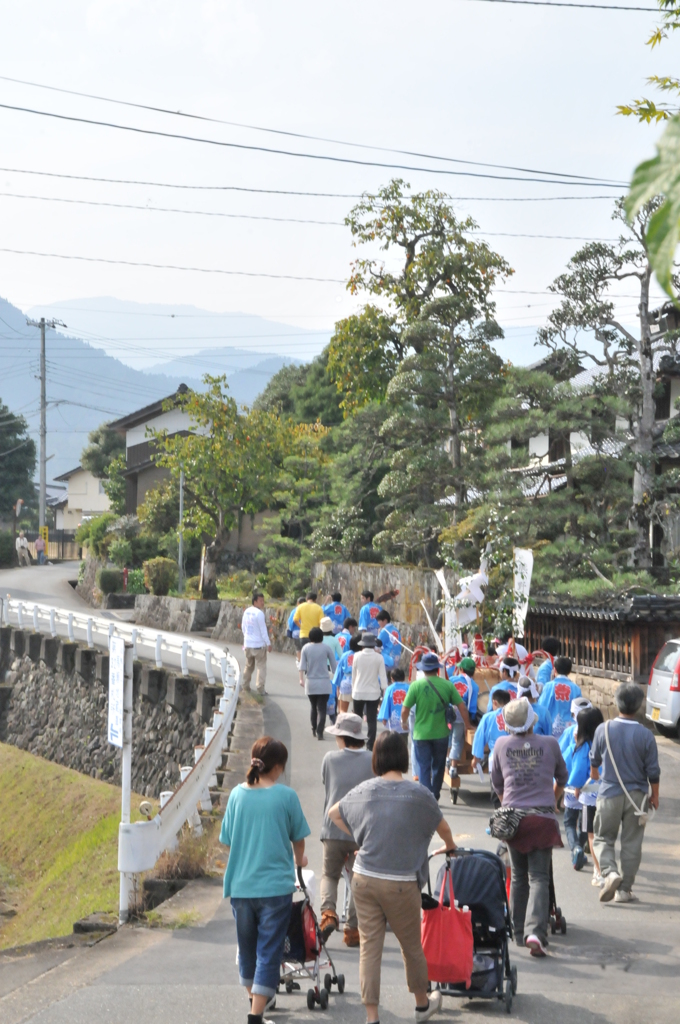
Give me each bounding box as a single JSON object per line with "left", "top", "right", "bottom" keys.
{"left": 329, "top": 731, "right": 456, "bottom": 1024}
{"left": 299, "top": 626, "right": 336, "bottom": 740}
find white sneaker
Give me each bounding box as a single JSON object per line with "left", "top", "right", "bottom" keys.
{"left": 525, "top": 934, "right": 548, "bottom": 958}
{"left": 592, "top": 872, "right": 604, "bottom": 887}
{"left": 614, "top": 889, "right": 639, "bottom": 903}
{"left": 415, "top": 989, "right": 442, "bottom": 1022}
{"left": 599, "top": 871, "right": 622, "bottom": 903}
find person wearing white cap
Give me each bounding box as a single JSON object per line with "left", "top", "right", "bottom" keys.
{"left": 516, "top": 677, "right": 552, "bottom": 737}
{"left": 319, "top": 713, "right": 374, "bottom": 947}
{"left": 491, "top": 697, "right": 568, "bottom": 958}
{"left": 321, "top": 616, "right": 343, "bottom": 662}
{"left": 558, "top": 696, "right": 593, "bottom": 759}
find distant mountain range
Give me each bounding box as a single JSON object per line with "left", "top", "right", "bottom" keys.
{"left": 0, "top": 295, "right": 311, "bottom": 485}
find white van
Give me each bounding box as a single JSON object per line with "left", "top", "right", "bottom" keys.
{"left": 646, "top": 639, "right": 680, "bottom": 734}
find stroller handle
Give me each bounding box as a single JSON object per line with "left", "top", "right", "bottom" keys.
{"left": 297, "top": 865, "right": 307, "bottom": 891}
{"left": 428, "top": 848, "right": 473, "bottom": 861}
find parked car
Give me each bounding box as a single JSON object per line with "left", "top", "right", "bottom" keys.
{"left": 647, "top": 639, "right": 680, "bottom": 734}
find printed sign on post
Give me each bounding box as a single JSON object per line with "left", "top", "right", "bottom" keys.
{"left": 108, "top": 635, "right": 125, "bottom": 748}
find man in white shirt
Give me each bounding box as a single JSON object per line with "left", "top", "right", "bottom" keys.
{"left": 240, "top": 593, "right": 272, "bottom": 695}
{"left": 351, "top": 633, "right": 388, "bottom": 750}
{"left": 15, "top": 531, "right": 31, "bottom": 567}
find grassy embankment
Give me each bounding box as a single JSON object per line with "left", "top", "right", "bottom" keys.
{"left": 0, "top": 743, "right": 145, "bottom": 950}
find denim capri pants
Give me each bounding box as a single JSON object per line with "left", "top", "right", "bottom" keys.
{"left": 231, "top": 893, "right": 293, "bottom": 997}
{"left": 448, "top": 720, "right": 466, "bottom": 760}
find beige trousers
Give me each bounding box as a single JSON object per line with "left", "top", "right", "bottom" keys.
{"left": 17, "top": 547, "right": 31, "bottom": 566}
{"left": 320, "top": 839, "right": 358, "bottom": 929}
{"left": 243, "top": 647, "right": 267, "bottom": 693}
{"left": 351, "top": 873, "right": 428, "bottom": 1007}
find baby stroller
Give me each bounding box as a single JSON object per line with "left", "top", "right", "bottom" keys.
{"left": 279, "top": 867, "right": 345, "bottom": 1011}
{"left": 427, "top": 849, "right": 517, "bottom": 1013}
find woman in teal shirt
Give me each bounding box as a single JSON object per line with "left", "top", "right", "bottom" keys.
{"left": 220, "top": 737, "right": 310, "bottom": 1024}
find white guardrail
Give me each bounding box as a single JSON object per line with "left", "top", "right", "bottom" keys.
{"left": 0, "top": 596, "right": 241, "bottom": 922}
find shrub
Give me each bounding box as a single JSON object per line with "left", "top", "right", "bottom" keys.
{"left": 97, "top": 568, "right": 124, "bottom": 595}
{"left": 109, "top": 539, "right": 133, "bottom": 568}
{"left": 143, "top": 557, "right": 178, "bottom": 596}
{"left": 222, "top": 569, "right": 257, "bottom": 596}
{"left": 76, "top": 512, "right": 117, "bottom": 559}
{"left": 267, "top": 578, "right": 286, "bottom": 599}
{"left": 151, "top": 829, "right": 209, "bottom": 880}
{"left": 131, "top": 535, "right": 159, "bottom": 567}
{"left": 126, "top": 568, "right": 146, "bottom": 594}
{"left": 185, "top": 575, "right": 201, "bottom": 596}
{"left": 0, "top": 531, "right": 14, "bottom": 568}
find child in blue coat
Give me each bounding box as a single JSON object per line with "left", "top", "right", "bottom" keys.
{"left": 446, "top": 657, "right": 479, "bottom": 777}
{"left": 563, "top": 707, "right": 604, "bottom": 877}
{"left": 516, "top": 677, "right": 552, "bottom": 736}
{"left": 537, "top": 656, "right": 582, "bottom": 737}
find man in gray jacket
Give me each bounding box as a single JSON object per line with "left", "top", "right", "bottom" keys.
{"left": 590, "top": 682, "right": 660, "bottom": 904}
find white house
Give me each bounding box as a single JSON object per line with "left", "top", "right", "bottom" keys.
{"left": 52, "top": 466, "right": 111, "bottom": 529}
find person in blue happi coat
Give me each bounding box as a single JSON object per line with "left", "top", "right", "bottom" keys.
{"left": 535, "top": 636, "right": 561, "bottom": 685}
{"left": 332, "top": 634, "right": 361, "bottom": 713}
{"left": 471, "top": 688, "right": 512, "bottom": 766}
{"left": 538, "top": 656, "right": 582, "bottom": 737}
{"left": 336, "top": 617, "right": 358, "bottom": 655}
{"left": 358, "top": 587, "right": 399, "bottom": 635}
{"left": 446, "top": 656, "right": 479, "bottom": 776}
{"left": 516, "top": 677, "right": 553, "bottom": 736}
{"left": 489, "top": 657, "right": 521, "bottom": 701}
{"left": 322, "top": 592, "right": 351, "bottom": 635}
{"left": 376, "top": 610, "right": 403, "bottom": 670}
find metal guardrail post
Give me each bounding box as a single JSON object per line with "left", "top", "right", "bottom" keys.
{"left": 17, "top": 603, "right": 23, "bottom": 629}
{"left": 155, "top": 634, "right": 162, "bottom": 668}
{"left": 32, "top": 605, "right": 39, "bottom": 632}
{"left": 49, "top": 608, "right": 56, "bottom": 637}
{"left": 67, "top": 613, "right": 75, "bottom": 643}
{"left": 87, "top": 618, "right": 94, "bottom": 648}
{"left": 181, "top": 640, "right": 189, "bottom": 676}
{"left": 118, "top": 644, "right": 135, "bottom": 923}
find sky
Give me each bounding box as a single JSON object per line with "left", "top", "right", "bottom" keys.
{"left": 1, "top": 0, "right": 678, "bottom": 370}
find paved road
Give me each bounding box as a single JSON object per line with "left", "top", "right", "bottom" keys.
{"left": 0, "top": 562, "right": 86, "bottom": 612}
{"left": 2, "top": 585, "right": 680, "bottom": 1023}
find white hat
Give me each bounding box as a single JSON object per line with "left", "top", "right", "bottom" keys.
{"left": 571, "top": 696, "right": 592, "bottom": 719}
{"left": 503, "top": 697, "right": 538, "bottom": 734}
{"left": 320, "top": 616, "right": 334, "bottom": 633}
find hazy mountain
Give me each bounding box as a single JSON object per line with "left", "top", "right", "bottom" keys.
{"left": 27, "top": 297, "right": 331, "bottom": 371}
{"left": 0, "top": 296, "right": 297, "bottom": 486}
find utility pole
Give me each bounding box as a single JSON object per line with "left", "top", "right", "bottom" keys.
{"left": 178, "top": 466, "right": 185, "bottom": 592}
{"left": 26, "top": 317, "right": 66, "bottom": 528}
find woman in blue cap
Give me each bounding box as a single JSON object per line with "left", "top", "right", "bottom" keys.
{"left": 401, "top": 651, "right": 471, "bottom": 800}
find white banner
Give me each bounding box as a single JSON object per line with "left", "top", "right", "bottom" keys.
{"left": 108, "top": 635, "right": 125, "bottom": 748}
{"left": 512, "top": 547, "right": 534, "bottom": 639}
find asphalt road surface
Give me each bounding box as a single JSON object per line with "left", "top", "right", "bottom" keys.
{"left": 2, "top": 575, "right": 680, "bottom": 1024}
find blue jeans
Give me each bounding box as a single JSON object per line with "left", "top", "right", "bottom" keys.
{"left": 563, "top": 807, "right": 586, "bottom": 852}
{"left": 413, "top": 737, "right": 450, "bottom": 800}
{"left": 231, "top": 894, "right": 293, "bottom": 997}
{"left": 448, "top": 722, "right": 466, "bottom": 761}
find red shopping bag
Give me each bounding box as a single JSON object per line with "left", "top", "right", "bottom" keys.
{"left": 421, "top": 864, "right": 474, "bottom": 987}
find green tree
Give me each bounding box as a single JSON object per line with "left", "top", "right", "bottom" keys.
{"left": 257, "top": 423, "right": 333, "bottom": 595}
{"left": 619, "top": 1, "right": 680, "bottom": 123}
{"left": 101, "top": 454, "right": 127, "bottom": 516}
{"left": 153, "top": 377, "right": 285, "bottom": 599}
{"left": 80, "top": 423, "right": 125, "bottom": 477}
{"left": 254, "top": 349, "right": 343, "bottom": 426}
{"left": 0, "top": 401, "right": 36, "bottom": 520}
{"left": 327, "top": 179, "right": 513, "bottom": 413}
{"left": 535, "top": 200, "right": 676, "bottom": 568}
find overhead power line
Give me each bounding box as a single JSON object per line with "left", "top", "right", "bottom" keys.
{"left": 0, "top": 74, "right": 628, "bottom": 183}
{"left": 0, "top": 191, "right": 623, "bottom": 235}
{"left": 458, "top": 0, "right": 656, "bottom": 8}
{"left": 0, "top": 167, "right": 622, "bottom": 201}
{"left": 0, "top": 191, "right": 343, "bottom": 226}
{"left": 0, "top": 246, "right": 345, "bottom": 282}
{"left": 0, "top": 102, "right": 627, "bottom": 188}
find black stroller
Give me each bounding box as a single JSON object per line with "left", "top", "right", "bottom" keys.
{"left": 427, "top": 849, "right": 517, "bottom": 1013}
{"left": 278, "top": 868, "right": 345, "bottom": 1011}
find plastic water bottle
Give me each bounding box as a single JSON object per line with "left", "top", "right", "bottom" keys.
{"left": 462, "top": 905, "right": 469, "bottom": 913}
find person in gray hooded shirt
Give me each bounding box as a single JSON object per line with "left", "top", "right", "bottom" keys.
{"left": 319, "top": 712, "right": 374, "bottom": 947}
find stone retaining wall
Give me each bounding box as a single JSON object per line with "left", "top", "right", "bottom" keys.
{"left": 0, "top": 626, "right": 222, "bottom": 797}
{"left": 134, "top": 595, "right": 222, "bottom": 634}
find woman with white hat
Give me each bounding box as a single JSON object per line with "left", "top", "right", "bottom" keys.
{"left": 490, "top": 697, "right": 568, "bottom": 958}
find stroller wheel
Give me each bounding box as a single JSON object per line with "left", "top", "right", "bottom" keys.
{"left": 510, "top": 966, "right": 518, "bottom": 995}
{"left": 504, "top": 979, "right": 513, "bottom": 1013}
{"left": 319, "top": 987, "right": 329, "bottom": 1010}
{"left": 550, "top": 918, "right": 556, "bottom": 934}
{"left": 307, "top": 988, "right": 316, "bottom": 1011}
{"left": 560, "top": 915, "right": 567, "bottom": 935}
{"left": 452, "top": 789, "right": 459, "bottom": 804}
{"left": 324, "top": 973, "right": 332, "bottom": 992}
{"left": 285, "top": 980, "right": 294, "bottom": 993}
{"left": 336, "top": 973, "right": 345, "bottom": 994}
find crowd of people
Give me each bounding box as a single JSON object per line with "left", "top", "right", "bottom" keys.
{"left": 231, "top": 593, "right": 661, "bottom": 1024}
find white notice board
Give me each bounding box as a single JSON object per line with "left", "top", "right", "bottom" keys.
{"left": 108, "top": 635, "right": 125, "bottom": 748}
